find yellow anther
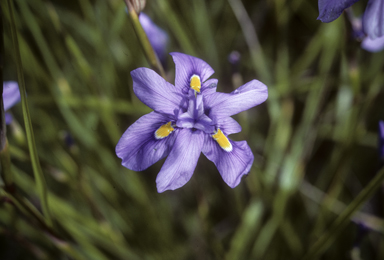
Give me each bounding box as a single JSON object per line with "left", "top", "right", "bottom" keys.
{"left": 212, "top": 129, "right": 232, "bottom": 152}
{"left": 155, "top": 122, "right": 174, "bottom": 139}
{"left": 190, "top": 75, "right": 201, "bottom": 93}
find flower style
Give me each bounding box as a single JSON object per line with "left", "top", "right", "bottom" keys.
{"left": 2, "top": 81, "right": 21, "bottom": 124}
{"left": 116, "top": 53, "right": 268, "bottom": 192}
{"left": 318, "top": 0, "right": 384, "bottom": 39}
{"left": 139, "top": 12, "right": 169, "bottom": 63}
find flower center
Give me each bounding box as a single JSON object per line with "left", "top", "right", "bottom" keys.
{"left": 190, "top": 75, "right": 201, "bottom": 93}
{"left": 155, "top": 122, "right": 174, "bottom": 139}
{"left": 212, "top": 129, "right": 232, "bottom": 152}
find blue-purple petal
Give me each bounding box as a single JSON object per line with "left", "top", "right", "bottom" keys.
{"left": 116, "top": 112, "right": 177, "bottom": 171}
{"left": 5, "top": 113, "right": 13, "bottom": 125}
{"left": 361, "top": 35, "right": 384, "bottom": 52}
{"left": 139, "top": 13, "right": 169, "bottom": 62}
{"left": 317, "top": 0, "right": 360, "bottom": 23}
{"left": 131, "top": 68, "right": 187, "bottom": 115}
{"left": 214, "top": 117, "right": 242, "bottom": 135}
{"left": 363, "top": 0, "right": 384, "bottom": 39}
{"left": 201, "top": 78, "right": 218, "bottom": 95}
{"left": 3, "top": 81, "right": 21, "bottom": 111}
{"left": 202, "top": 135, "right": 254, "bottom": 188}
{"left": 156, "top": 128, "right": 204, "bottom": 192}
{"left": 379, "top": 120, "right": 384, "bottom": 160}
{"left": 170, "top": 52, "right": 215, "bottom": 94}
{"left": 205, "top": 79, "right": 268, "bottom": 119}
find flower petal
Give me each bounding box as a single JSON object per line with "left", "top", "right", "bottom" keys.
{"left": 156, "top": 128, "right": 204, "bottom": 192}
{"left": 116, "top": 112, "right": 177, "bottom": 171}
{"left": 214, "top": 117, "right": 242, "bottom": 135}
{"left": 201, "top": 78, "right": 218, "bottom": 95}
{"left": 131, "top": 68, "right": 187, "bottom": 115}
{"left": 361, "top": 35, "right": 384, "bottom": 52}
{"left": 363, "top": 0, "right": 384, "bottom": 39}
{"left": 205, "top": 79, "right": 268, "bottom": 119}
{"left": 379, "top": 120, "right": 384, "bottom": 160}
{"left": 170, "top": 52, "right": 215, "bottom": 94}
{"left": 3, "top": 81, "right": 21, "bottom": 111}
{"left": 202, "top": 135, "right": 254, "bottom": 188}
{"left": 5, "top": 113, "right": 13, "bottom": 125}
{"left": 139, "top": 13, "right": 169, "bottom": 62}
{"left": 317, "top": 0, "right": 360, "bottom": 23}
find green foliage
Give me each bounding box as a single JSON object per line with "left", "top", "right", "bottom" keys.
{"left": 1, "top": 0, "right": 384, "bottom": 259}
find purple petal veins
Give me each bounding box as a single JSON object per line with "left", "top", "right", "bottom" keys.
{"left": 170, "top": 52, "right": 215, "bottom": 94}
{"left": 116, "top": 53, "right": 268, "bottom": 192}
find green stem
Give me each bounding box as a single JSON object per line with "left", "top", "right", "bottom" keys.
{"left": 0, "top": 139, "right": 14, "bottom": 191}
{"left": 6, "top": 0, "right": 52, "bottom": 227}
{"left": 302, "top": 166, "right": 384, "bottom": 260}
{"left": 124, "top": 0, "right": 166, "bottom": 79}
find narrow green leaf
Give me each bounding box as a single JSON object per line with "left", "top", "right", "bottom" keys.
{"left": 6, "top": 0, "right": 52, "bottom": 227}
{"left": 302, "top": 166, "right": 384, "bottom": 260}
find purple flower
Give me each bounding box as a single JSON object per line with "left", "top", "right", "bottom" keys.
{"left": 363, "top": 0, "right": 384, "bottom": 39}
{"left": 317, "top": 0, "right": 360, "bottom": 23}
{"left": 2, "top": 81, "right": 21, "bottom": 124}
{"left": 318, "top": 0, "right": 384, "bottom": 39}
{"left": 116, "top": 53, "right": 268, "bottom": 192}
{"left": 139, "top": 12, "right": 169, "bottom": 63}
{"left": 379, "top": 120, "right": 384, "bottom": 160}
{"left": 348, "top": 13, "right": 384, "bottom": 52}
{"left": 361, "top": 35, "right": 384, "bottom": 52}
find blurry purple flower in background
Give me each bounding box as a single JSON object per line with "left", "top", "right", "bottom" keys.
{"left": 361, "top": 36, "right": 384, "bottom": 52}
{"left": 363, "top": 0, "right": 384, "bottom": 39}
{"left": 116, "top": 53, "right": 268, "bottom": 192}
{"left": 317, "top": 0, "right": 360, "bottom": 23}
{"left": 379, "top": 120, "right": 384, "bottom": 161}
{"left": 2, "top": 81, "right": 21, "bottom": 124}
{"left": 348, "top": 13, "right": 384, "bottom": 52}
{"left": 318, "top": 0, "right": 384, "bottom": 40}
{"left": 139, "top": 12, "right": 169, "bottom": 64}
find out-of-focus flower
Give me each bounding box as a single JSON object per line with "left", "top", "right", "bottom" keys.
{"left": 379, "top": 120, "right": 384, "bottom": 161}
{"left": 317, "top": 0, "right": 360, "bottom": 23}
{"left": 363, "top": 0, "right": 384, "bottom": 39}
{"left": 3, "top": 81, "right": 21, "bottom": 124}
{"left": 318, "top": 0, "right": 384, "bottom": 40}
{"left": 128, "top": 0, "right": 146, "bottom": 14}
{"left": 348, "top": 11, "right": 384, "bottom": 52}
{"left": 361, "top": 35, "right": 384, "bottom": 52}
{"left": 228, "top": 51, "right": 241, "bottom": 66}
{"left": 139, "top": 12, "right": 169, "bottom": 63}
{"left": 116, "top": 52, "right": 268, "bottom": 192}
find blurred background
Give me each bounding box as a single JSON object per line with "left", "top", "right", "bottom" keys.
{"left": 1, "top": 0, "right": 384, "bottom": 259}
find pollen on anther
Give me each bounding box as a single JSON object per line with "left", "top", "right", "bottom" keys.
{"left": 190, "top": 74, "right": 201, "bottom": 93}
{"left": 155, "top": 122, "right": 174, "bottom": 139}
{"left": 212, "top": 129, "right": 232, "bottom": 152}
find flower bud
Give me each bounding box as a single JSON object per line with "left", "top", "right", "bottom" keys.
{"left": 128, "top": 0, "right": 146, "bottom": 14}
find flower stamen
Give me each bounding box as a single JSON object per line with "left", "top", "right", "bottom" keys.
{"left": 155, "top": 122, "right": 174, "bottom": 139}
{"left": 212, "top": 129, "right": 232, "bottom": 152}
{"left": 190, "top": 74, "right": 201, "bottom": 93}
